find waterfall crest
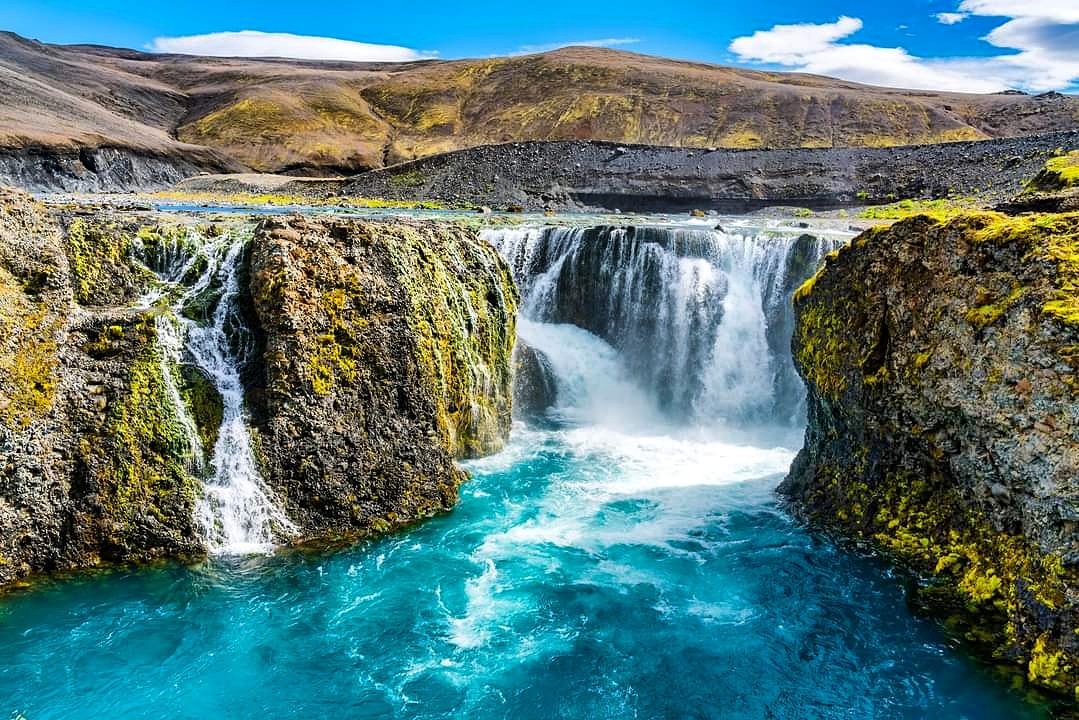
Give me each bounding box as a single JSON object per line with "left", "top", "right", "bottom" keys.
{"left": 135, "top": 226, "right": 296, "bottom": 554}
{"left": 483, "top": 224, "right": 845, "bottom": 428}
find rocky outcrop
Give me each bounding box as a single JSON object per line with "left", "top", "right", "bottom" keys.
{"left": 0, "top": 146, "right": 241, "bottom": 193}
{"left": 0, "top": 189, "right": 202, "bottom": 584}
{"left": 780, "top": 211, "right": 1079, "bottom": 698}
{"left": 0, "top": 189, "right": 519, "bottom": 584}
{"left": 244, "top": 216, "right": 517, "bottom": 540}
{"left": 512, "top": 341, "right": 558, "bottom": 421}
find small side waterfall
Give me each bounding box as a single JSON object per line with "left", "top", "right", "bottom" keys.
{"left": 135, "top": 226, "right": 296, "bottom": 554}
{"left": 483, "top": 224, "right": 845, "bottom": 428}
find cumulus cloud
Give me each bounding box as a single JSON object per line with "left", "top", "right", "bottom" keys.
{"left": 729, "top": 17, "right": 1005, "bottom": 91}
{"left": 935, "top": 12, "right": 969, "bottom": 25}
{"left": 512, "top": 37, "right": 640, "bottom": 55}
{"left": 148, "top": 30, "right": 437, "bottom": 62}
{"left": 957, "top": 0, "right": 1079, "bottom": 23}
{"left": 729, "top": 11, "right": 1079, "bottom": 92}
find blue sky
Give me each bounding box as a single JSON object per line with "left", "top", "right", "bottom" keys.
{"left": 1, "top": 0, "right": 1077, "bottom": 92}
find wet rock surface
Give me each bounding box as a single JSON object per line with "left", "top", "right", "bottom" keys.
{"left": 244, "top": 216, "right": 518, "bottom": 541}
{"left": 0, "top": 190, "right": 519, "bottom": 584}
{"left": 781, "top": 211, "right": 1079, "bottom": 698}
{"left": 0, "top": 188, "right": 202, "bottom": 585}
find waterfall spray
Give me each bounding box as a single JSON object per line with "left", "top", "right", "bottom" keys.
{"left": 484, "top": 224, "right": 845, "bottom": 428}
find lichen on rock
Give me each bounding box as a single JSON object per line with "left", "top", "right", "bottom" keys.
{"left": 0, "top": 188, "right": 204, "bottom": 585}
{"left": 245, "top": 216, "right": 517, "bottom": 542}
{"left": 781, "top": 210, "right": 1079, "bottom": 699}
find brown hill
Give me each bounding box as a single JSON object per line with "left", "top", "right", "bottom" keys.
{"left": 1, "top": 30, "right": 1077, "bottom": 176}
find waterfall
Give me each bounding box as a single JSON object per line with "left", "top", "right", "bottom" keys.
{"left": 134, "top": 226, "right": 296, "bottom": 554}
{"left": 483, "top": 224, "right": 845, "bottom": 428}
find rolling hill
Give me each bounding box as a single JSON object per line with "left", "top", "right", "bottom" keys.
{"left": 0, "top": 30, "right": 1077, "bottom": 179}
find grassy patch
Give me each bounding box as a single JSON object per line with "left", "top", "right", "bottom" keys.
{"left": 149, "top": 191, "right": 453, "bottom": 211}
{"left": 858, "top": 197, "right": 979, "bottom": 222}
{"left": 1024, "top": 150, "right": 1079, "bottom": 193}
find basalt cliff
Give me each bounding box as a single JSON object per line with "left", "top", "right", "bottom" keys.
{"left": 781, "top": 209, "right": 1079, "bottom": 699}
{"left": 0, "top": 188, "right": 516, "bottom": 584}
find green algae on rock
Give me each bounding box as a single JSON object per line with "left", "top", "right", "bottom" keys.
{"left": 245, "top": 216, "right": 517, "bottom": 543}
{"left": 0, "top": 189, "right": 203, "bottom": 585}
{"left": 781, "top": 210, "right": 1079, "bottom": 700}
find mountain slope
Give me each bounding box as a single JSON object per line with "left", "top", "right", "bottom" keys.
{"left": 1, "top": 31, "right": 1077, "bottom": 178}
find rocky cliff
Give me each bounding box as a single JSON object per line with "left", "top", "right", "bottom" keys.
{"left": 780, "top": 211, "right": 1079, "bottom": 698}
{"left": 0, "top": 191, "right": 203, "bottom": 584}
{"left": 339, "top": 132, "right": 1079, "bottom": 213}
{"left": 245, "top": 216, "right": 517, "bottom": 540}
{"left": 0, "top": 188, "right": 517, "bottom": 584}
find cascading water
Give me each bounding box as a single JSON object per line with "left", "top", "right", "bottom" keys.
{"left": 135, "top": 226, "right": 295, "bottom": 554}
{"left": 483, "top": 224, "right": 844, "bottom": 429}
{"left": 0, "top": 215, "right": 1047, "bottom": 719}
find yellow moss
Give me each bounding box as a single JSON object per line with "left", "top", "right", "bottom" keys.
{"left": 381, "top": 225, "right": 519, "bottom": 457}
{"left": 966, "top": 212, "right": 1079, "bottom": 328}
{"left": 150, "top": 190, "right": 452, "bottom": 211}
{"left": 1028, "top": 636, "right": 1069, "bottom": 689}
{"left": 963, "top": 285, "right": 1027, "bottom": 329}
{"left": 0, "top": 291, "right": 60, "bottom": 430}
{"left": 1024, "top": 150, "right": 1079, "bottom": 193}
{"left": 81, "top": 320, "right": 199, "bottom": 550}
{"left": 794, "top": 305, "right": 851, "bottom": 399}
{"left": 818, "top": 464, "right": 1077, "bottom": 695}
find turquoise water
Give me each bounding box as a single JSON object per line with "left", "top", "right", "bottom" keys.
{"left": 0, "top": 424, "right": 1048, "bottom": 719}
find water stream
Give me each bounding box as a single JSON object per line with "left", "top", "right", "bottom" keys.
{"left": 136, "top": 226, "right": 295, "bottom": 553}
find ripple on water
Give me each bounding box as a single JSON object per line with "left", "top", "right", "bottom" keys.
{"left": 0, "top": 427, "right": 1055, "bottom": 719}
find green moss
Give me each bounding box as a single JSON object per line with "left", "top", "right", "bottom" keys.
{"left": 1024, "top": 150, "right": 1079, "bottom": 193}
{"left": 178, "top": 365, "right": 224, "bottom": 453}
{"left": 387, "top": 170, "right": 426, "bottom": 190}
{"left": 65, "top": 218, "right": 151, "bottom": 305}
{"left": 858, "top": 197, "right": 978, "bottom": 222}
{"left": 381, "top": 225, "right": 519, "bottom": 457}
{"left": 80, "top": 319, "right": 199, "bottom": 554}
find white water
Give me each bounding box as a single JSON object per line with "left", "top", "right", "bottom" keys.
{"left": 484, "top": 224, "right": 846, "bottom": 428}
{"left": 136, "top": 227, "right": 296, "bottom": 554}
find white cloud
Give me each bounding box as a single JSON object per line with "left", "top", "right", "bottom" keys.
{"left": 148, "top": 30, "right": 437, "bottom": 62}
{"left": 513, "top": 37, "right": 641, "bottom": 55}
{"left": 957, "top": 0, "right": 1079, "bottom": 23}
{"left": 935, "top": 12, "right": 970, "bottom": 25}
{"left": 729, "top": 13, "right": 1079, "bottom": 92}
{"left": 729, "top": 17, "right": 863, "bottom": 65}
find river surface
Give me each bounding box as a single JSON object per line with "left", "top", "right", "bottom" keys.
{"left": 0, "top": 423, "right": 1048, "bottom": 719}
{"left": 0, "top": 212, "right": 1055, "bottom": 718}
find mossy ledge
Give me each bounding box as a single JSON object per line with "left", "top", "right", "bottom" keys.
{"left": 245, "top": 216, "right": 517, "bottom": 542}
{"left": 0, "top": 188, "right": 204, "bottom": 586}
{"left": 781, "top": 211, "right": 1079, "bottom": 702}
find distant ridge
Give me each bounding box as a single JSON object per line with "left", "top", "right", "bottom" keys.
{"left": 0, "top": 30, "right": 1077, "bottom": 178}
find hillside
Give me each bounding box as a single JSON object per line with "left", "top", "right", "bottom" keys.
{"left": 1, "top": 30, "right": 1078, "bottom": 179}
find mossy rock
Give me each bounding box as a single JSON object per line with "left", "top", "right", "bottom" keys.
{"left": 784, "top": 209, "right": 1079, "bottom": 700}
{"left": 179, "top": 364, "right": 224, "bottom": 456}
